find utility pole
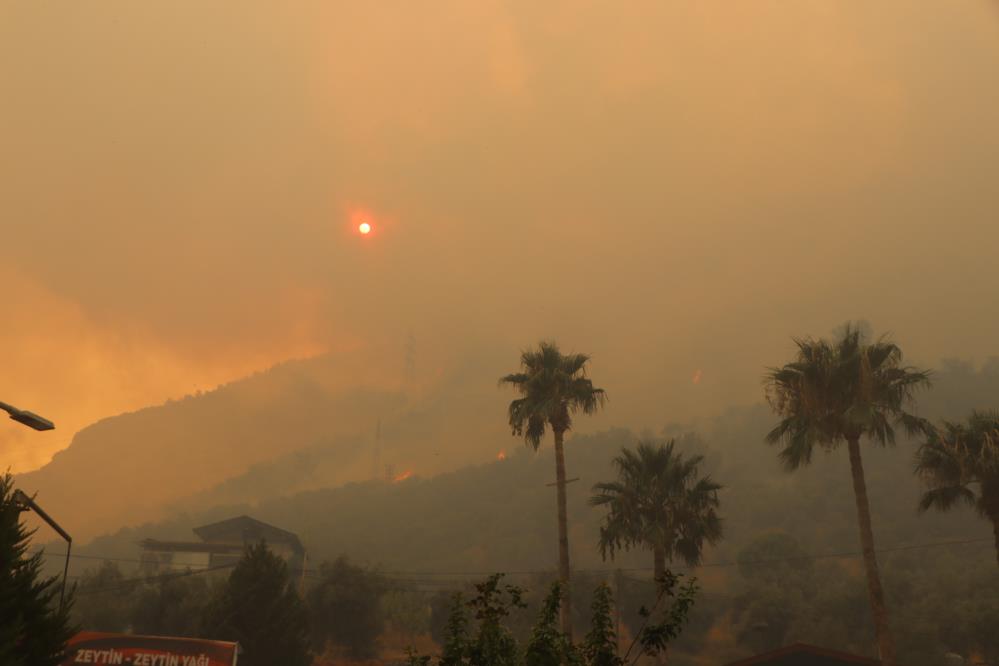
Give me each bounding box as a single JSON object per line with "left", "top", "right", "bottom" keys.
{"left": 372, "top": 417, "right": 381, "bottom": 481}
{"left": 615, "top": 568, "right": 623, "bottom": 654}
{"left": 299, "top": 550, "right": 308, "bottom": 597}
{"left": 403, "top": 331, "right": 416, "bottom": 385}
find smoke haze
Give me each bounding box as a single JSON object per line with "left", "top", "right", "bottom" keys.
{"left": 3, "top": 1, "right": 999, "bottom": 474}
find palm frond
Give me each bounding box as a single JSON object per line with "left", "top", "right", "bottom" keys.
{"left": 560, "top": 353, "right": 592, "bottom": 377}
{"left": 917, "top": 485, "right": 977, "bottom": 513}
{"left": 590, "top": 438, "right": 723, "bottom": 567}
{"left": 764, "top": 325, "right": 931, "bottom": 467}
{"left": 525, "top": 414, "right": 546, "bottom": 449}
{"left": 914, "top": 411, "right": 999, "bottom": 520}
{"left": 866, "top": 340, "right": 901, "bottom": 372}
{"left": 775, "top": 426, "right": 816, "bottom": 471}
{"left": 501, "top": 340, "right": 606, "bottom": 445}
{"left": 498, "top": 373, "right": 531, "bottom": 388}
{"left": 896, "top": 412, "right": 933, "bottom": 439}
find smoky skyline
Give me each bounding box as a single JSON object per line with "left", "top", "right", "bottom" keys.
{"left": 3, "top": 1, "right": 999, "bottom": 473}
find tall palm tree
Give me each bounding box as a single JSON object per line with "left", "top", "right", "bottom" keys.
{"left": 590, "top": 439, "right": 723, "bottom": 581}
{"left": 500, "top": 340, "right": 606, "bottom": 639}
{"left": 915, "top": 410, "right": 999, "bottom": 567}
{"left": 763, "top": 324, "right": 932, "bottom": 666}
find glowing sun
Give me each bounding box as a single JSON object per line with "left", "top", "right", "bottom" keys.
{"left": 358, "top": 222, "right": 372, "bottom": 235}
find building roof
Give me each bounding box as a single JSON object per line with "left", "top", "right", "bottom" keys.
{"left": 724, "top": 644, "right": 884, "bottom": 666}
{"left": 192, "top": 515, "right": 304, "bottom": 554}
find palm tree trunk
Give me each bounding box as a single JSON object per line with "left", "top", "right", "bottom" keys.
{"left": 653, "top": 546, "right": 668, "bottom": 665}
{"left": 553, "top": 428, "right": 573, "bottom": 641}
{"left": 847, "top": 436, "right": 896, "bottom": 666}
{"left": 653, "top": 545, "right": 666, "bottom": 582}
{"left": 985, "top": 492, "right": 999, "bottom": 569}
{"left": 992, "top": 517, "right": 999, "bottom": 569}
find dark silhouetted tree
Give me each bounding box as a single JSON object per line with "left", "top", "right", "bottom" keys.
{"left": 764, "top": 323, "right": 932, "bottom": 666}
{"left": 72, "top": 560, "right": 135, "bottom": 632}
{"left": 0, "top": 473, "right": 76, "bottom": 666}
{"left": 731, "top": 532, "right": 816, "bottom": 653}
{"left": 131, "top": 569, "right": 216, "bottom": 637}
{"left": 916, "top": 410, "right": 999, "bottom": 567}
{"left": 203, "top": 541, "right": 310, "bottom": 666}
{"left": 307, "top": 555, "right": 387, "bottom": 659}
{"left": 501, "top": 340, "right": 607, "bottom": 639}
{"left": 591, "top": 439, "right": 722, "bottom": 582}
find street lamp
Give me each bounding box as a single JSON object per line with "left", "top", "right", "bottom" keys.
{"left": 13, "top": 489, "right": 72, "bottom": 612}
{"left": 0, "top": 401, "right": 55, "bottom": 431}
{"left": 3, "top": 400, "right": 64, "bottom": 607}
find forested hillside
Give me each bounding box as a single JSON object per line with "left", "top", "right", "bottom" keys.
{"left": 80, "top": 406, "right": 992, "bottom": 572}
{"left": 16, "top": 348, "right": 513, "bottom": 539}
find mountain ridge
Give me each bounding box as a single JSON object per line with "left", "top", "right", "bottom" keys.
{"left": 16, "top": 347, "right": 512, "bottom": 540}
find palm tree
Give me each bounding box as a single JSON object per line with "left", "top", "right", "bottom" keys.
{"left": 500, "top": 340, "right": 607, "bottom": 639}
{"left": 915, "top": 410, "right": 999, "bottom": 567}
{"left": 763, "top": 324, "right": 932, "bottom": 666}
{"left": 590, "top": 439, "right": 723, "bottom": 582}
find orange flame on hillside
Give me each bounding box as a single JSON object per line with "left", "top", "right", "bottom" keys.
{"left": 692, "top": 369, "right": 703, "bottom": 384}
{"left": 497, "top": 450, "right": 507, "bottom": 461}
{"left": 393, "top": 469, "right": 414, "bottom": 483}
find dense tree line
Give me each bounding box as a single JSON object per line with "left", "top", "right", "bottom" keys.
{"left": 72, "top": 547, "right": 389, "bottom": 665}
{"left": 69, "top": 550, "right": 706, "bottom": 665}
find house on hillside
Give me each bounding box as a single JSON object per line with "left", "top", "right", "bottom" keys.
{"left": 139, "top": 515, "right": 305, "bottom": 576}
{"left": 724, "top": 644, "right": 887, "bottom": 666}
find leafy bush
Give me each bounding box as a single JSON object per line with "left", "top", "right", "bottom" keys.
{"left": 307, "top": 555, "right": 388, "bottom": 659}
{"left": 408, "top": 572, "right": 697, "bottom": 666}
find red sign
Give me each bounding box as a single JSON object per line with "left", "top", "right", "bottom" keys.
{"left": 63, "top": 632, "right": 238, "bottom": 666}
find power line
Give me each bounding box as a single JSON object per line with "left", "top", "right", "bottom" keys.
{"left": 59, "top": 536, "right": 993, "bottom": 589}
{"left": 719, "top": 536, "right": 994, "bottom": 569}
{"left": 67, "top": 535, "right": 994, "bottom": 599}
{"left": 73, "top": 563, "right": 237, "bottom": 597}
{"left": 33, "top": 550, "right": 147, "bottom": 565}
{"left": 368, "top": 536, "right": 994, "bottom": 578}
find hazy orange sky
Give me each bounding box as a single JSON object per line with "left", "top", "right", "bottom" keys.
{"left": 3, "top": 1, "right": 999, "bottom": 473}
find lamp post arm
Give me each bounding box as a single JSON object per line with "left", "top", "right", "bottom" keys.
{"left": 12, "top": 490, "right": 72, "bottom": 544}
{"left": 0, "top": 401, "right": 55, "bottom": 430}
{"left": 13, "top": 489, "right": 73, "bottom": 611}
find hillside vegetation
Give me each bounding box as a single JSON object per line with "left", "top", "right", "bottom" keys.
{"left": 17, "top": 349, "right": 512, "bottom": 539}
